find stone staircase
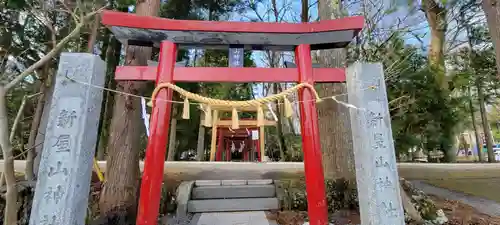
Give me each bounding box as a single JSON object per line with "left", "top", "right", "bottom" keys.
{"left": 187, "top": 179, "right": 279, "bottom": 213}
{"left": 176, "top": 179, "right": 279, "bottom": 217}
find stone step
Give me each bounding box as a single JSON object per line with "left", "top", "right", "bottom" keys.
{"left": 187, "top": 198, "right": 279, "bottom": 213}
{"left": 194, "top": 179, "right": 273, "bottom": 186}
{"left": 190, "top": 212, "right": 279, "bottom": 225}
{"left": 192, "top": 184, "right": 275, "bottom": 199}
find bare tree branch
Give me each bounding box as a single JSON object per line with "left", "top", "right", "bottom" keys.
{"left": 8, "top": 92, "right": 41, "bottom": 143}
{"left": 60, "top": 0, "right": 80, "bottom": 22}
{"left": 4, "top": 7, "right": 104, "bottom": 91}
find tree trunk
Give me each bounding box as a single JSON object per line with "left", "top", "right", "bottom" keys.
{"left": 273, "top": 84, "right": 287, "bottom": 161}
{"left": 482, "top": 0, "right": 500, "bottom": 77}
{"left": 92, "top": 14, "right": 108, "bottom": 160}
{"left": 196, "top": 83, "right": 208, "bottom": 161}
{"left": 267, "top": 1, "right": 286, "bottom": 161}
{"left": 300, "top": 0, "right": 308, "bottom": 22}
{"left": 449, "top": 134, "right": 459, "bottom": 162}
{"left": 25, "top": 73, "right": 48, "bottom": 181}
{"left": 476, "top": 80, "right": 495, "bottom": 162}
{"left": 268, "top": 0, "right": 286, "bottom": 161}
{"left": 196, "top": 114, "right": 206, "bottom": 161}
{"left": 32, "top": 71, "right": 56, "bottom": 181}
{"left": 87, "top": 14, "right": 100, "bottom": 53}
{"left": 468, "top": 87, "right": 484, "bottom": 162}
{"left": 99, "top": 80, "right": 145, "bottom": 214}
{"left": 316, "top": 0, "right": 355, "bottom": 181}
{"left": 462, "top": 9, "right": 485, "bottom": 163}
{"left": 96, "top": 36, "right": 120, "bottom": 160}
{"left": 99, "top": 0, "right": 160, "bottom": 216}
{"left": 0, "top": 87, "right": 18, "bottom": 225}
{"left": 167, "top": 107, "right": 178, "bottom": 161}
{"left": 26, "top": 11, "right": 58, "bottom": 180}
{"left": 422, "top": 0, "right": 448, "bottom": 89}
{"left": 287, "top": 117, "right": 297, "bottom": 134}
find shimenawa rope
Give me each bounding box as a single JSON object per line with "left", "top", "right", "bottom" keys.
{"left": 150, "top": 82, "right": 322, "bottom": 129}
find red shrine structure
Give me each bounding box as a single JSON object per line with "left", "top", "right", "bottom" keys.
{"left": 101, "top": 10, "right": 363, "bottom": 225}
{"left": 212, "top": 118, "right": 275, "bottom": 162}
{"left": 217, "top": 124, "right": 262, "bottom": 162}
{"left": 202, "top": 104, "right": 277, "bottom": 162}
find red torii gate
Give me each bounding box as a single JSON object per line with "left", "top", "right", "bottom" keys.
{"left": 101, "top": 10, "right": 363, "bottom": 225}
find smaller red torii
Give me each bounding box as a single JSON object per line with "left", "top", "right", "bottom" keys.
{"left": 101, "top": 10, "right": 363, "bottom": 225}
{"left": 215, "top": 126, "right": 261, "bottom": 162}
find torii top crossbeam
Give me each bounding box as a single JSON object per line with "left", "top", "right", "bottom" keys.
{"left": 101, "top": 10, "right": 363, "bottom": 225}
{"left": 101, "top": 10, "right": 363, "bottom": 51}
{"left": 101, "top": 10, "right": 363, "bottom": 84}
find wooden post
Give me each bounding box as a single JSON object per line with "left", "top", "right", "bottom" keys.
{"left": 167, "top": 108, "right": 178, "bottom": 161}
{"left": 346, "top": 62, "right": 404, "bottom": 225}
{"left": 209, "top": 110, "right": 219, "bottom": 161}
{"left": 196, "top": 114, "right": 206, "bottom": 161}
{"left": 256, "top": 138, "right": 261, "bottom": 162}
{"left": 225, "top": 138, "right": 231, "bottom": 161}
{"left": 243, "top": 145, "right": 248, "bottom": 161}
{"left": 259, "top": 126, "right": 265, "bottom": 162}
{"left": 252, "top": 135, "right": 258, "bottom": 162}
{"left": 216, "top": 130, "right": 223, "bottom": 161}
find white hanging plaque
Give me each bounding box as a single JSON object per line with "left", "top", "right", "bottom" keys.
{"left": 251, "top": 130, "right": 259, "bottom": 140}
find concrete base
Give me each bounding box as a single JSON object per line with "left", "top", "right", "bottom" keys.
{"left": 7, "top": 160, "right": 500, "bottom": 179}
{"left": 5, "top": 160, "right": 500, "bottom": 190}
{"left": 190, "top": 211, "right": 277, "bottom": 225}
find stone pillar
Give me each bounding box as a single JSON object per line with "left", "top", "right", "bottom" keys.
{"left": 29, "top": 53, "right": 105, "bottom": 225}
{"left": 346, "top": 62, "right": 405, "bottom": 225}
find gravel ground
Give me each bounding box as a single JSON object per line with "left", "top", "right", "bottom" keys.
{"left": 411, "top": 180, "right": 500, "bottom": 217}
{"left": 159, "top": 213, "right": 194, "bottom": 225}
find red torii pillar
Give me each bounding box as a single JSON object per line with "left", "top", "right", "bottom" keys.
{"left": 295, "top": 44, "right": 328, "bottom": 223}
{"left": 101, "top": 10, "right": 364, "bottom": 225}
{"left": 138, "top": 41, "right": 177, "bottom": 223}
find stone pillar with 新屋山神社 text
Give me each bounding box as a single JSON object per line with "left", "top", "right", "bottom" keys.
{"left": 346, "top": 62, "right": 405, "bottom": 225}
{"left": 29, "top": 53, "right": 105, "bottom": 225}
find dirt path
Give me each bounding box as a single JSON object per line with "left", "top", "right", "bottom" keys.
{"left": 411, "top": 180, "right": 500, "bottom": 217}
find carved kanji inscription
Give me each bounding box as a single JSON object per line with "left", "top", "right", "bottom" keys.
{"left": 48, "top": 161, "right": 68, "bottom": 177}
{"left": 56, "top": 109, "right": 77, "bottom": 128}
{"left": 53, "top": 134, "right": 71, "bottom": 152}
